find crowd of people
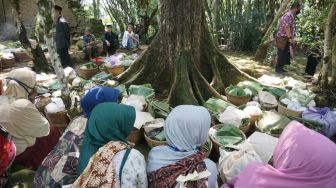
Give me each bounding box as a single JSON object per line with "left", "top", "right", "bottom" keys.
{"left": 53, "top": 5, "right": 140, "bottom": 68}
{"left": 0, "top": 67, "right": 336, "bottom": 188}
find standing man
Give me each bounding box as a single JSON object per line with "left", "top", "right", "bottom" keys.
{"left": 102, "top": 25, "right": 119, "bottom": 55}
{"left": 54, "top": 5, "right": 73, "bottom": 68}
{"left": 275, "top": 2, "right": 301, "bottom": 74}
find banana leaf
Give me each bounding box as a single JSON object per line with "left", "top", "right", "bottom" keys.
{"left": 215, "top": 124, "right": 243, "bottom": 145}
{"left": 91, "top": 72, "right": 112, "bottom": 81}
{"left": 128, "top": 85, "right": 155, "bottom": 99}
{"left": 263, "top": 86, "right": 287, "bottom": 98}
{"left": 48, "top": 80, "right": 62, "bottom": 91}
{"left": 257, "top": 111, "right": 291, "bottom": 134}
{"left": 204, "top": 97, "right": 234, "bottom": 115}
{"left": 115, "top": 84, "right": 126, "bottom": 95}
{"left": 148, "top": 99, "right": 171, "bottom": 119}
{"left": 237, "top": 81, "right": 263, "bottom": 95}
{"left": 288, "top": 116, "right": 323, "bottom": 133}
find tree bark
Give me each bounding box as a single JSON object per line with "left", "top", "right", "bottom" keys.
{"left": 320, "top": 3, "right": 336, "bottom": 88}
{"left": 37, "top": 0, "right": 70, "bottom": 106}
{"left": 254, "top": 0, "right": 291, "bottom": 61}
{"left": 117, "top": 0, "right": 253, "bottom": 107}
{"left": 330, "top": 36, "right": 336, "bottom": 86}
{"left": 10, "top": 0, "right": 49, "bottom": 73}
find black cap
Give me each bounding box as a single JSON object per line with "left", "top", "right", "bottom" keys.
{"left": 54, "top": 5, "right": 62, "bottom": 12}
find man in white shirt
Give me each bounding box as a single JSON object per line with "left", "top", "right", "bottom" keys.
{"left": 122, "top": 24, "right": 140, "bottom": 50}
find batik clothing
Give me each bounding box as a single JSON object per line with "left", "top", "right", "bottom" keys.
{"left": 73, "top": 141, "right": 127, "bottom": 187}
{"left": 83, "top": 34, "right": 96, "bottom": 51}
{"left": 147, "top": 105, "right": 218, "bottom": 188}
{"left": 277, "top": 11, "right": 296, "bottom": 38}
{"left": 221, "top": 121, "right": 336, "bottom": 188}
{"left": 149, "top": 151, "right": 208, "bottom": 188}
{"left": 34, "top": 116, "right": 87, "bottom": 188}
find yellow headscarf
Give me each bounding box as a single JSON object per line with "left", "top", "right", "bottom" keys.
{"left": 3, "top": 68, "right": 36, "bottom": 100}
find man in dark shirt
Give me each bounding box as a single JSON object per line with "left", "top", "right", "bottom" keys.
{"left": 102, "top": 25, "right": 119, "bottom": 55}
{"left": 54, "top": 5, "right": 73, "bottom": 68}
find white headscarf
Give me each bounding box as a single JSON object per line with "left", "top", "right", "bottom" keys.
{"left": 147, "top": 105, "right": 211, "bottom": 171}
{"left": 3, "top": 68, "right": 36, "bottom": 99}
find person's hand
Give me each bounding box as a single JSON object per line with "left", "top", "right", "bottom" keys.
{"left": 106, "top": 41, "right": 110, "bottom": 46}
{"left": 289, "top": 38, "right": 295, "bottom": 44}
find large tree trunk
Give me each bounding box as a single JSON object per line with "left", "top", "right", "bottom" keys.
{"left": 330, "top": 36, "right": 336, "bottom": 86}
{"left": 254, "top": 0, "right": 291, "bottom": 61}
{"left": 320, "top": 3, "right": 336, "bottom": 88}
{"left": 37, "top": 0, "right": 70, "bottom": 106}
{"left": 10, "top": 0, "right": 49, "bottom": 73}
{"left": 118, "top": 0, "right": 253, "bottom": 107}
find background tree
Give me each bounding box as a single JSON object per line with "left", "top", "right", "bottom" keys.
{"left": 117, "top": 0, "right": 253, "bottom": 106}
{"left": 319, "top": 3, "right": 336, "bottom": 88}
{"left": 254, "top": 0, "right": 291, "bottom": 61}
{"left": 37, "top": 0, "right": 70, "bottom": 106}
{"left": 10, "top": 0, "right": 49, "bottom": 72}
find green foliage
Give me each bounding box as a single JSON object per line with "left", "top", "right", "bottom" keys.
{"left": 296, "top": 3, "right": 329, "bottom": 50}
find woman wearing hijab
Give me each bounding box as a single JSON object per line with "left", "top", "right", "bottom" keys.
{"left": 34, "top": 86, "right": 120, "bottom": 187}
{"left": 0, "top": 68, "right": 61, "bottom": 170}
{"left": 147, "top": 105, "right": 218, "bottom": 188}
{"left": 221, "top": 121, "right": 336, "bottom": 188}
{"left": 74, "top": 102, "right": 147, "bottom": 187}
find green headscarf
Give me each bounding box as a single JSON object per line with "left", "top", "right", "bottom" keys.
{"left": 77, "top": 102, "right": 135, "bottom": 175}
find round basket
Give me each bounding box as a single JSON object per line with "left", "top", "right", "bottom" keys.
{"left": 99, "top": 65, "right": 109, "bottom": 73}
{"left": 107, "top": 65, "right": 125, "bottom": 76}
{"left": 277, "top": 102, "right": 302, "bottom": 117}
{"left": 225, "top": 88, "right": 251, "bottom": 106}
{"left": 78, "top": 67, "right": 98, "bottom": 80}
{"left": 144, "top": 132, "right": 168, "bottom": 148}
{"left": 209, "top": 124, "right": 246, "bottom": 154}
{"left": 239, "top": 122, "right": 251, "bottom": 133}
{"left": 261, "top": 103, "right": 278, "bottom": 111}
{"left": 1, "top": 57, "right": 15, "bottom": 69}
{"left": 238, "top": 105, "right": 260, "bottom": 127}
{"left": 128, "top": 128, "right": 144, "bottom": 144}
{"left": 44, "top": 110, "right": 70, "bottom": 128}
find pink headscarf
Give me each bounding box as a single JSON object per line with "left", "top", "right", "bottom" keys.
{"left": 221, "top": 121, "right": 336, "bottom": 188}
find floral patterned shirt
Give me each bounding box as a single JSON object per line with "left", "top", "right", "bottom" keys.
{"left": 277, "top": 11, "right": 296, "bottom": 38}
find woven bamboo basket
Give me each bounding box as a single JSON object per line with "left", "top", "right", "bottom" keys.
{"left": 209, "top": 124, "right": 246, "bottom": 154}
{"left": 238, "top": 105, "right": 260, "bottom": 127}
{"left": 78, "top": 67, "right": 98, "bottom": 80}
{"left": 239, "top": 122, "right": 251, "bottom": 133}
{"left": 277, "top": 102, "right": 302, "bottom": 117}
{"left": 107, "top": 65, "right": 125, "bottom": 76}
{"left": 1, "top": 57, "right": 15, "bottom": 69}
{"left": 225, "top": 88, "right": 251, "bottom": 106}
{"left": 44, "top": 109, "right": 70, "bottom": 127}
{"left": 144, "top": 132, "right": 168, "bottom": 148}
{"left": 128, "top": 128, "right": 144, "bottom": 144}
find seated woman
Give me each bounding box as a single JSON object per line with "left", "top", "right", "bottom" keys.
{"left": 74, "top": 103, "right": 147, "bottom": 187}
{"left": 147, "top": 105, "right": 218, "bottom": 188}
{"left": 0, "top": 125, "right": 16, "bottom": 187}
{"left": 0, "top": 68, "right": 61, "bottom": 170}
{"left": 34, "top": 87, "right": 120, "bottom": 187}
{"left": 122, "top": 24, "right": 140, "bottom": 50}
{"left": 221, "top": 121, "right": 336, "bottom": 188}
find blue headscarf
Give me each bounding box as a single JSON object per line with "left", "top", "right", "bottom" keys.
{"left": 147, "top": 105, "right": 211, "bottom": 172}
{"left": 80, "top": 86, "right": 120, "bottom": 117}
